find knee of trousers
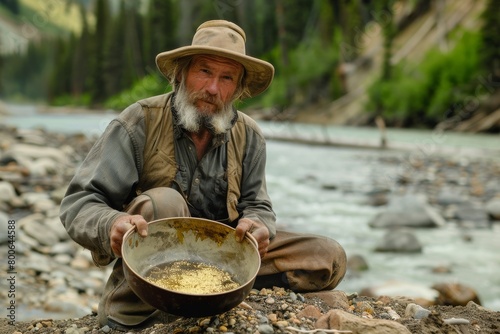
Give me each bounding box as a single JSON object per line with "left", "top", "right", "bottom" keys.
{"left": 126, "top": 187, "right": 190, "bottom": 220}
{"left": 325, "top": 238, "right": 347, "bottom": 289}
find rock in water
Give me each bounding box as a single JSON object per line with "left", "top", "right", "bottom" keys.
{"left": 432, "top": 282, "right": 481, "bottom": 306}
{"left": 374, "top": 229, "right": 423, "bottom": 253}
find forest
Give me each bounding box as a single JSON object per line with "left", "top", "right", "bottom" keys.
{"left": 0, "top": 0, "right": 499, "bottom": 131}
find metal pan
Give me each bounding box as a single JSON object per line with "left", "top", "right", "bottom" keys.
{"left": 122, "top": 217, "right": 261, "bottom": 318}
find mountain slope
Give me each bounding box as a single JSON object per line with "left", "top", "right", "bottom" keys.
{"left": 292, "top": 0, "right": 488, "bottom": 128}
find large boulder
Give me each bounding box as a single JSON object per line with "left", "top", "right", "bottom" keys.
{"left": 0, "top": 181, "right": 18, "bottom": 204}
{"left": 485, "top": 196, "right": 500, "bottom": 220}
{"left": 368, "top": 195, "right": 445, "bottom": 228}
{"left": 0, "top": 211, "right": 9, "bottom": 244}
{"left": 436, "top": 188, "right": 467, "bottom": 206}
{"left": 5, "top": 143, "right": 69, "bottom": 177}
{"left": 316, "top": 309, "right": 411, "bottom": 334}
{"left": 360, "top": 280, "right": 439, "bottom": 304}
{"left": 432, "top": 282, "right": 481, "bottom": 306}
{"left": 454, "top": 202, "right": 490, "bottom": 228}
{"left": 374, "top": 229, "right": 423, "bottom": 253}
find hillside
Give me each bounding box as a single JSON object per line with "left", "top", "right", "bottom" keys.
{"left": 19, "top": 0, "right": 91, "bottom": 35}
{"left": 1, "top": 0, "right": 497, "bottom": 132}
{"left": 0, "top": 0, "right": 92, "bottom": 55}
{"left": 289, "top": 0, "right": 497, "bottom": 132}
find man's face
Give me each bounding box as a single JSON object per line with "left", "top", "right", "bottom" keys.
{"left": 174, "top": 55, "right": 244, "bottom": 135}
{"left": 184, "top": 55, "right": 243, "bottom": 114}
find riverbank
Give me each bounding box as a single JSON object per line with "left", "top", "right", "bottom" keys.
{"left": 1, "top": 123, "right": 499, "bottom": 333}
{"left": 4, "top": 288, "right": 500, "bottom": 334}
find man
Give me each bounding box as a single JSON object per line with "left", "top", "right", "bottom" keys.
{"left": 60, "top": 20, "right": 346, "bottom": 330}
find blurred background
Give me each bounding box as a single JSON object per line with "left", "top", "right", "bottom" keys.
{"left": 0, "top": 0, "right": 498, "bottom": 131}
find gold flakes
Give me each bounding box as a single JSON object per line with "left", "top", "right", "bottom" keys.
{"left": 145, "top": 260, "right": 240, "bottom": 294}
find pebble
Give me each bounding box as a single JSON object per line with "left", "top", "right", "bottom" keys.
{"left": 64, "top": 327, "right": 80, "bottom": 334}
{"left": 354, "top": 301, "right": 374, "bottom": 314}
{"left": 239, "top": 301, "right": 253, "bottom": 310}
{"left": 257, "top": 324, "right": 274, "bottom": 334}
{"left": 443, "top": 317, "right": 471, "bottom": 325}
{"left": 257, "top": 314, "right": 269, "bottom": 324}
{"left": 198, "top": 318, "right": 210, "bottom": 327}
{"left": 100, "top": 325, "right": 111, "bottom": 333}
{"left": 405, "top": 303, "right": 431, "bottom": 319}
{"left": 276, "top": 320, "right": 289, "bottom": 327}
{"left": 265, "top": 297, "right": 275, "bottom": 304}
{"left": 2, "top": 124, "right": 498, "bottom": 333}
{"left": 383, "top": 306, "right": 401, "bottom": 320}
{"left": 268, "top": 313, "right": 278, "bottom": 322}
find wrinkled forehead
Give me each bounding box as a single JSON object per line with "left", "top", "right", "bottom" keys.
{"left": 190, "top": 55, "right": 244, "bottom": 75}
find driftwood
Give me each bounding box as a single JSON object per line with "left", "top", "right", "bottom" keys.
{"left": 452, "top": 108, "right": 500, "bottom": 133}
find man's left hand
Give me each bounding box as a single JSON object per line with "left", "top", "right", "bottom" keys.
{"left": 235, "top": 218, "right": 269, "bottom": 258}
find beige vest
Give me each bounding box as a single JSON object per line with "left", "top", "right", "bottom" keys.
{"left": 136, "top": 93, "right": 258, "bottom": 222}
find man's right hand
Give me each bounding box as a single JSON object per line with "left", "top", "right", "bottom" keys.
{"left": 110, "top": 214, "right": 148, "bottom": 257}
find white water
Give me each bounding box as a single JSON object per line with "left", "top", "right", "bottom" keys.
{"left": 2, "top": 104, "right": 500, "bottom": 311}
{"left": 265, "top": 141, "right": 500, "bottom": 311}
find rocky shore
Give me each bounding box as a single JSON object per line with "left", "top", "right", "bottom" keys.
{"left": 0, "top": 123, "right": 499, "bottom": 333}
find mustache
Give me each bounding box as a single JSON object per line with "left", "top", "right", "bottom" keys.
{"left": 188, "top": 91, "right": 225, "bottom": 111}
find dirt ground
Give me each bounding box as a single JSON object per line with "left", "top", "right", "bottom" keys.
{"left": 3, "top": 288, "right": 499, "bottom": 334}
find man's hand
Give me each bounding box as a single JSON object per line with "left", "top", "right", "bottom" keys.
{"left": 110, "top": 214, "right": 148, "bottom": 257}
{"left": 235, "top": 218, "right": 270, "bottom": 258}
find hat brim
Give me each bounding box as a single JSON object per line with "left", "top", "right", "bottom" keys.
{"left": 156, "top": 46, "right": 274, "bottom": 98}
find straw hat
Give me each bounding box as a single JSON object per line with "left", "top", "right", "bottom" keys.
{"left": 156, "top": 20, "right": 274, "bottom": 98}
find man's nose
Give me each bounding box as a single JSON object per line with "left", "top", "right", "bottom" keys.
{"left": 205, "top": 77, "right": 220, "bottom": 95}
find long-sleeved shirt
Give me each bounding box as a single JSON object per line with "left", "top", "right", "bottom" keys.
{"left": 59, "top": 94, "right": 276, "bottom": 260}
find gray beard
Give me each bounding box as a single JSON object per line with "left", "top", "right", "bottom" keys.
{"left": 174, "top": 84, "right": 235, "bottom": 135}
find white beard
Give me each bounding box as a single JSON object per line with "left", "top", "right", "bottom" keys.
{"left": 174, "top": 82, "right": 235, "bottom": 135}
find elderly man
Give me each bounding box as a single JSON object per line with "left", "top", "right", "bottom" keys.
{"left": 60, "top": 20, "right": 346, "bottom": 330}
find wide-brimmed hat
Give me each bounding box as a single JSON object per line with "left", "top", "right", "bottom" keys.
{"left": 156, "top": 20, "right": 274, "bottom": 98}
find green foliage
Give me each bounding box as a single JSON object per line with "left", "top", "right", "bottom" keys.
{"left": 143, "top": 0, "right": 178, "bottom": 70}
{"left": 0, "top": 40, "right": 51, "bottom": 100}
{"left": 0, "top": 0, "right": 20, "bottom": 15}
{"left": 0, "top": 0, "right": 489, "bottom": 132}
{"left": 259, "top": 36, "right": 339, "bottom": 108}
{"left": 51, "top": 93, "right": 91, "bottom": 107}
{"left": 367, "top": 30, "right": 482, "bottom": 126}
{"left": 88, "top": 0, "right": 110, "bottom": 104}
{"left": 104, "top": 74, "right": 170, "bottom": 111}
{"left": 480, "top": 0, "right": 500, "bottom": 78}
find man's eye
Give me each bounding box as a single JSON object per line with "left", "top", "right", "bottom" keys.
{"left": 223, "top": 76, "right": 234, "bottom": 81}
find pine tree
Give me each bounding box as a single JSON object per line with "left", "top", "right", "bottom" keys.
{"left": 103, "top": 1, "right": 126, "bottom": 97}
{"left": 143, "top": 0, "right": 178, "bottom": 74}
{"left": 481, "top": 0, "right": 500, "bottom": 82}
{"left": 123, "top": 0, "right": 145, "bottom": 81}
{"left": 89, "top": 0, "right": 110, "bottom": 105}
{"left": 378, "top": 0, "right": 396, "bottom": 81}
{"left": 47, "top": 36, "right": 74, "bottom": 102}
{"left": 71, "top": 3, "right": 91, "bottom": 100}
{"left": 0, "top": 0, "right": 20, "bottom": 15}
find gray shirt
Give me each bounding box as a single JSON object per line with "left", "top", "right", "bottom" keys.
{"left": 59, "top": 96, "right": 276, "bottom": 259}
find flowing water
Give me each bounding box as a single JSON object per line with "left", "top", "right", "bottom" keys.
{"left": 2, "top": 104, "right": 500, "bottom": 311}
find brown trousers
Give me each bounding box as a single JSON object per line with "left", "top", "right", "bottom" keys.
{"left": 98, "top": 187, "right": 346, "bottom": 327}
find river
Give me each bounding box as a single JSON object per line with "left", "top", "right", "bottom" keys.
{"left": 2, "top": 103, "right": 500, "bottom": 311}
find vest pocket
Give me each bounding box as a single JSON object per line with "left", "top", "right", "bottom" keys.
{"left": 214, "top": 171, "right": 228, "bottom": 196}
